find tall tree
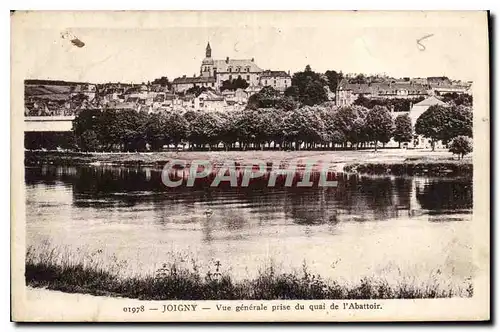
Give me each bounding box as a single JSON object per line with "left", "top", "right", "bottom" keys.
{"left": 333, "top": 105, "right": 369, "bottom": 149}
{"left": 415, "top": 105, "right": 450, "bottom": 151}
{"left": 283, "top": 106, "right": 326, "bottom": 150}
{"left": 324, "top": 70, "right": 343, "bottom": 93}
{"left": 145, "top": 113, "right": 166, "bottom": 151}
{"left": 393, "top": 114, "right": 413, "bottom": 147}
{"left": 442, "top": 105, "right": 473, "bottom": 144}
{"left": 291, "top": 65, "right": 328, "bottom": 106}
{"left": 114, "top": 110, "right": 147, "bottom": 151}
{"left": 72, "top": 109, "right": 103, "bottom": 151}
{"left": 247, "top": 86, "right": 281, "bottom": 109}
{"left": 189, "top": 111, "right": 226, "bottom": 149}
{"left": 303, "top": 81, "right": 328, "bottom": 106}
{"left": 365, "top": 105, "right": 393, "bottom": 151}
{"left": 164, "top": 112, "right": 190, "bottom": 148}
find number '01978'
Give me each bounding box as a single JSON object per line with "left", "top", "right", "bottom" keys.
{"left": 123, "top": 306, "right": 145, "bottom": 314}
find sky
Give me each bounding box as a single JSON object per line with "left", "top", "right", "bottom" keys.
{"left": 15, "top": 12, "right": 487, "bottom": 84}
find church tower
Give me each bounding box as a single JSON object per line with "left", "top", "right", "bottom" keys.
{"left": 201, "top": 42, "right": 214, "bottom": 78}
{"left": 205, "top": 42, "right": 212, "bottom": 58}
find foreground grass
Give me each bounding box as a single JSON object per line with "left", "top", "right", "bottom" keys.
{"left": 25, "top": 246, "right": 473, "bottom": 300}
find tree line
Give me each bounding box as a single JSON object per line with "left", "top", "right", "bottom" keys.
{"left": 70, "top": 102, "right": 472, "bottom": 152}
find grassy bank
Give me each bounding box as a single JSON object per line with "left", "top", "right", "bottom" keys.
{"left": 344, "top": 161, "right": 473, "bottom": 177}
{"left": 26, "top": 245, "right": 473, "bottom": 300}
{"left": 25, "top": 149, "right": 472, "bottom": 178}
{"left": 24, "top": 150, "right": 326, "bottom": 167}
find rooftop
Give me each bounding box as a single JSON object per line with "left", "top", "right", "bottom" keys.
{"left": 337, "top": 79, "right": 429, "bottom": 95}
{"left": 413, "top": 96, "right": 448, "bottom": 107}
{"left": 172, "top": 76, "right": 216, "bottom": 84}
{"left": 212, "top": 58, "right": 263, "bottom": 73}
{"left": 260, "top": 70, "right": 290, "bottom": 78}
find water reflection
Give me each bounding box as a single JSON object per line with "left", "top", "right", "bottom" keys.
{"left": 25, "top": 165, "right": 472, "bottom": 228}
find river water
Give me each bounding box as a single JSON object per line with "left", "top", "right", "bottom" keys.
{"left": 25, "top": 165, "right": 474, "bottom": 286}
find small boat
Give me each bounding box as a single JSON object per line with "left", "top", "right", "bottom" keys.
{"left": 203, "top": 209, "right": 213, "bottom": 217}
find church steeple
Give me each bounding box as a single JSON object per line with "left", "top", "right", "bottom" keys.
{"left": 205, "top": 42, "right": 212, "bottom": 58}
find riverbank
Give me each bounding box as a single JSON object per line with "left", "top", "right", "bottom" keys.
{"left": 25, "top": 149, "right": 472, "bottom": 177}
{"left": 26, "top": 245, "right": 472, "bottom": 300}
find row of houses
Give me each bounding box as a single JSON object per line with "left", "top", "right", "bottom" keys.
{"left": 335, "top": 78, "right": 472, "bottom": 106}
{"left": 25, "top": 86, "right": 251, "bottom": 116}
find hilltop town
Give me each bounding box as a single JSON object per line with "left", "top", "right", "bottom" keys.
{"left": 24, "top": 42, "right": 472, "bottom": 117}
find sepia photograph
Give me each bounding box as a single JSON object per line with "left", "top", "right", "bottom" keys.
{"left": 10, "top": 10, "right": 490, "bottom": 322}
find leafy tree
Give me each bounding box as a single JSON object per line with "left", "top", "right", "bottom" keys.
{"left": 291, "top": 65, "right": 328, "bottom": 106}
{"left": 151, "top": 76, "right": 172, "bottom": 89}
{"left": 442, "top": 105, "right": 473, "bottom": 144}
{"left": 144, "top": 113, "right": 166, "bottom": 151}
{"left": 117, "top": 110, "right": 148, "bottom": 151}
{"left": 189, "top": 111, "right": 225, "bottom": 149}
{"left": 317, "top": 105, "right": 337, "bottom": 146}
{"left": 415, "top": 105, "right": 450, "bottom": 151}
{"left": 183, "top": 110, "right": 198, "bottom": 123}
{"left": 235, "top": 109, "right": 268, "bottom": 149}
{"left": 218, "top": 111, "right": 240, "bottom": 150}
{"left": 393, "top": 114, "right": 413, "bottom": 147}
{"left": 266, "top": 108, "right": 287, "bottom": 148}
{"left": 220, "top": 77, "right": 249, "bottom": 92}
{"left": 79, "top": 130, "right": 100, "bottom": 151}
{"left": 391, "top": 97, "right": 425, "bottom": 112}
{"left": 283, "top": 107, "right": 326, "bottom": 150}
{"left": 72, "top": 109, "right": 98, "bottom": 134}
{"left": 284, "top": 85, "right": 299, "bottom": 99}
{"left": 348, "top": 73, "right": 368, "bottom": 84}
{"left": 330, "top": 130, "right": 346, "bottom": 147}
{"left": 247, "top": 86, "right": 280, "bottom": 109}
{"left": 333, "top": 105, "right": 369, "bottom": 148}
{"left": 164, "top": 112, "right": 190, "bottom": 148}
{"left": 441, "top": 92, "right": 473, "bottom": 107}
{"left": 449, "top": 136, "right": 473, "bottom": 159}
{"left": 415, "top": 104, "right": 472, "bottom": 150}
{"left": 324, "top": 70, "right": 343, "bottom": 93}
{"left": 247, "top": 86, "right": 297, "bottom": 111}
{"left": 354, "top": 95, "right": 424, "bottom": 112}
{"left": 303, "top": 80, "right": 328, "bottom": 106}
{"left": 96, "top": 109, "right": 122, "bottom": 151}
{"left": 353, "top": 94, "right": 373, "bottom": 109}
{"left": 365, "top": 105, "right": 393, "bottom": 151}
{"left": 185, "top": 85, "right": 213, "bottom": 97}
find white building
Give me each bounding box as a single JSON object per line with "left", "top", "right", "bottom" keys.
{"left": 259, "top": 70, "right": 292, "bottom": 92}
{"left": 194, "top": 91, "right": 226, "bottom": 111}
{"left": 171, "top": 75, "right": 216, "bottom": 93}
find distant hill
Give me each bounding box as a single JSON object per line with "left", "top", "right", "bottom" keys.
{"left": 24, "top": 79, "right": 88, "bottom": 86}
{"left": 25, "top": 85, "right": 73, "bottom": 96}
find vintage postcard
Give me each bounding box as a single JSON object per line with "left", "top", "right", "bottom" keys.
{"left": 11, "top": 11, "right": 490, "bottom": 322}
